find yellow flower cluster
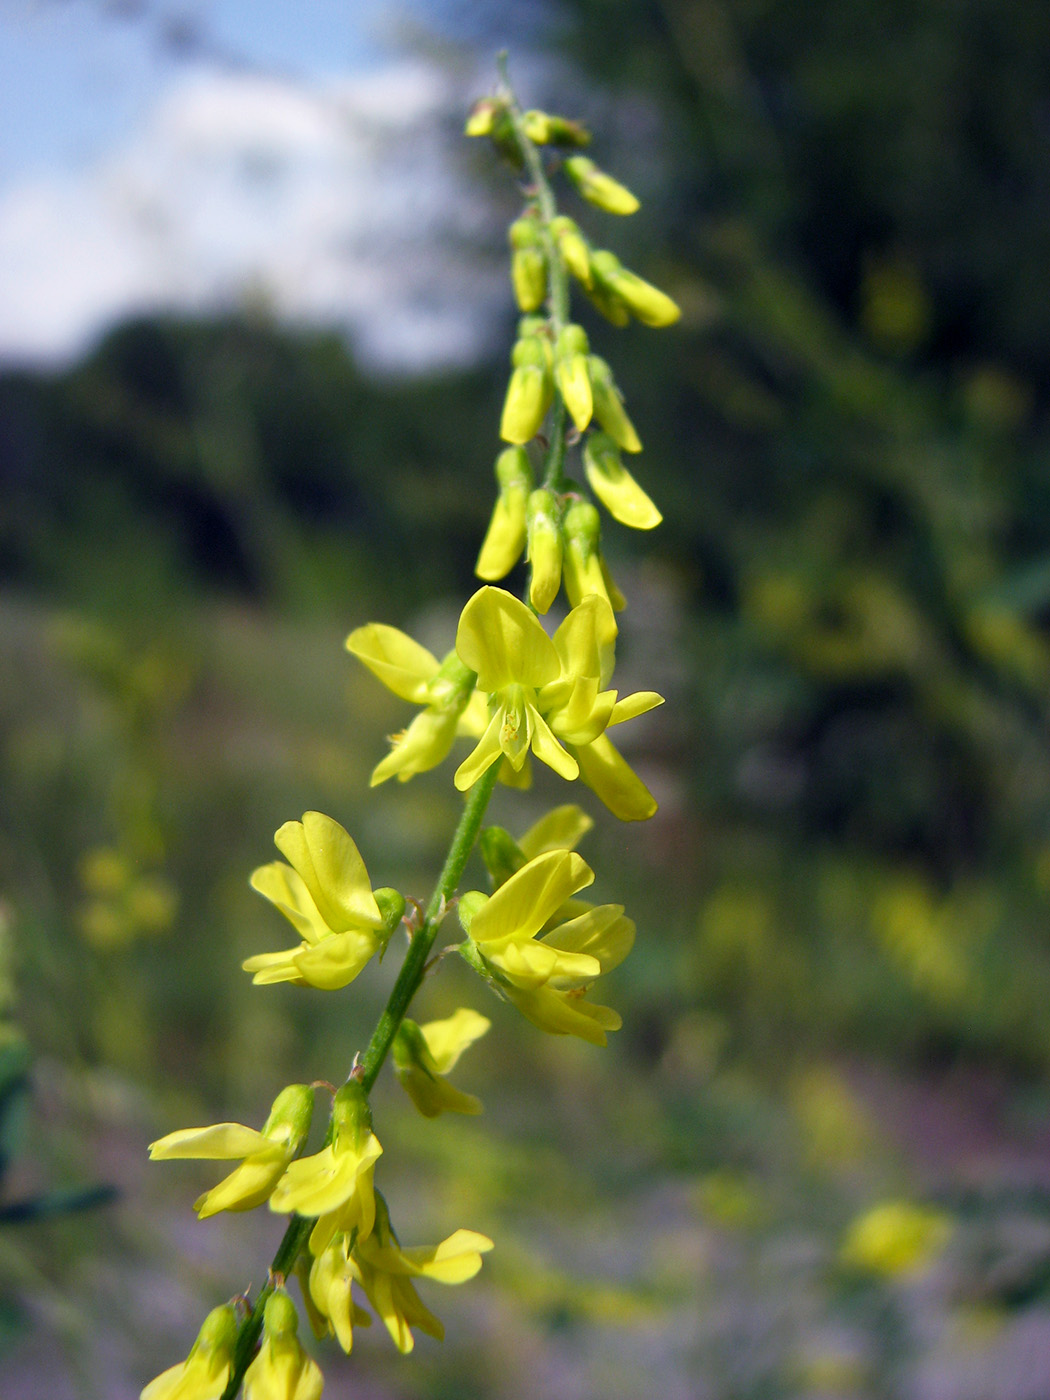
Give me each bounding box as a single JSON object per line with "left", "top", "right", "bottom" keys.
{"left": 144, "top": 81, "right": 671, "bottom": 1400}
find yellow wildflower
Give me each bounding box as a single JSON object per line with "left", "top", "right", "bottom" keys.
{"left": 243, "top": 813, "right": 403, "bottom": 991}
{"left": 454, "top": 586, "right": 659, "bottom": 798}
{"left": 343, "top": 628, "right": 479, "bottom": 785}
{"left": 148, "top": 1084, "right": 313, "bottom": 1219}
{"left": 393, "top": 1008, "right": 491, "bottom": 1117}
{"left": 462, "top": 848, "right": 634, "bottom": 1045}
{"left": 350, "top": 1194, "right": 493, "bottom": 1354}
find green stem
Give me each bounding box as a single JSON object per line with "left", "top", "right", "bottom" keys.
{"left": 358, "top": 760, "right": 501, "bottom": 1090}
{"left": 218, "top": 762, "right": 501, "bottom": 1398}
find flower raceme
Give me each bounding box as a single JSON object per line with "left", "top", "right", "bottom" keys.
{"left": 148, "top": 1083, "right": 313, "bottom": 1219}
{"left": 244, "top": 812, "right": 405, "bottom": 991}
{"left": 459, "top": 847, "right": 634, "bottom": 1045}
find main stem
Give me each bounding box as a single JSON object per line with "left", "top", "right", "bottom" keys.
{"left": 219, "top": 762, "right": 500, "bottom": 1398}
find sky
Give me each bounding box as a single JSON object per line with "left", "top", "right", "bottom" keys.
{"left": 0, "top": 0, "right": 534, "bottom": 372}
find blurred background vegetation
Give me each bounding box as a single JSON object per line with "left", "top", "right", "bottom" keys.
{"left": 5, "top": 1, "right": 1050, "bottom": 1396}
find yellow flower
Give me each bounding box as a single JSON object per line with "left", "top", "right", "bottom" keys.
{"left": 589, "top": 250, "right": 680, "bottom": 328}
{"left": 269, "top": 1083, "right": 382, "bottom": 1257}
{"left": 462, "top": 849, "right": 634, "bottom": 1045}
{"left": 148, "top": 1084, "right": 313, "bottom": 1219}
{"left": 243, "top": 813, "right": 402, "bottom": 991}
{"left": 349, "top": 1194, "right": 494, "bottom": 1354}
{"left": 308, "top": 1231, "right": 375, "bottom": 1353}
{"left": 454, "top": 586, "right": 658, "bottom": 795}
{"left": 840, "top": 1201, "right": 953, "bottom": 1277}
{"left": 343, "top": 627, "right": 479, "bottom": 785}
{"left": 243, "top": 1291, "right": 323, "bottom": 1400}
{"left": 140, "top": 1304, "right": 238, "bottom": 1400}
{"left": 393, "top": 1008, "right": 491, "bottom": 1117}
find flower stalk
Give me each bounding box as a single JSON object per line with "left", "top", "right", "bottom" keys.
{"left": 146, "top": 60, "right": 679, "bottom": 1399}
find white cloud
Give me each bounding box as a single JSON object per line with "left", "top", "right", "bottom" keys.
{"left": 0, "top": 61, "right": 507, "bottom": 372}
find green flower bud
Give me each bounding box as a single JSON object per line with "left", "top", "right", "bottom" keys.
{"left": 550, "top": 216, "right": 593, "bottom": 287}
{"left": 263, "top": 1288, "right": 299, "bottom": 1338}
{"left": 554, "top": 324, "right": 593, "bottom": 431}
{"left": 590, "top": 249, "right": 680, "bottom": 328}
{"left": 374, "top": 887, "right": 407, "bottom": 939}
{"left": 562, "top": 500, "right": 618, "bottom": 611}
{"left": 563, "top": 156, "right": 640, "bottom": 215}
{"left": 480, "top": 826, "right": 527, "bottom": 887}
{"left": 476, "top": 446, "right": 533, "bottom": 581}
{"left": 587, "top": 356, "right": 642, "bottom": 452}
{"left": 261, "top": 1083, "right": 314, "bottom": 1154}
{"left": 457, "top": 890, "right": 489, "bottom": 936}
{"left": 522, "top": 109, "right": 555, "bottom": 144}
{"left": 583, "top": 432, "right": 662, "bottom": 529}
{"left": 464, "top": 97, "right": 505, "bottom": 137}
{"left": 501, "top": 338, "right": 553, "bottom": 444}
{"left": 332, "top": 1080, "right": 372, "bottom": 1150}
{"left": 526, "top": 487, "right": 563, "bottom": 613}
{"left": 517, "top": 314, "right": 549, "bottom": 341}
{"left": 509, "top": 217, "right": 548, "bottom": 312}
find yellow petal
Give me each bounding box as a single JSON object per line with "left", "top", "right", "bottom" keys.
{"left": 574, "top": 733, "right": 657, "bottom": 821}
{"left": 471, "top": 850, "right": 593, "bottom": 947}
{"left": 609, "top": 691, "right": 664, "bottom": 724}
{"left": 345, "top": 622, "right": 440, "bottom": 702}
{"left": 290, "top": 929, "right": 380, "bottom": 991}
{"left": 542, "top": 905, "right": 635, "bottom": 976}
{"left": 195, "top": 1153, "right": 290, "bottom": 1217}
{"left": 527, "top": 703, "right": 580, "bottom": 780}
{"left": 456, "top": 587, "right": 560, "bottom": 690}
{"left": 518, "top": 805, "right": 594, "bottom": 858}
{"left": 454, "top": 708, "right": 506, "bottom": 791}
{"left": 503, "top": 982, "right": 621, "bottom": 1044}
{"left": 270, "top": 1133, "right": 382, "bottom": 1218}
{"left": 275, "top": 813, "right": 382, "bottom": 933}
{"left": 370, "top": 707, "right": 459, "bottom": 786}
{"left": 249, "top": 863, "right": 328, "bottom": 945}
{"left": 584, "top": 435, "right": 662, "bottom": 529}
{"left": 419, "top": 1008, "right": 491, "bottom": 1074}
{"left": 148, "top": 1123, "right": 273, "bottom": 1160}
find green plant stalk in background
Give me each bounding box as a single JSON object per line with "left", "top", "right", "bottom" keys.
{"left": 142, "top": 63, "right": 678, "bottom": 1400}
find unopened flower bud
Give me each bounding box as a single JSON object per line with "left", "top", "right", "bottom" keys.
{"left": 457, "top": 890, "right": 488, "bottom": 936}
{"left": 509, "top": 217, "right": 548, "bottom": 312}
{"left": 550, "top": 216, "right": 592, "bottom": 287}
{"left": 584, "top": 432, "right": 662, "bottom": 529}
{"left": 587, "top": 356, "right": 642, "bottom": 452}
{"left": 554, "top": 324, "right": 593, "bottom": 431}
{"left": 562, "top": 500, "right": 619, "bottom": 612}
{"left": 526, "top": 487, "right": 563, "bottom": 613}
{"left": 476, "top": 446, "right": 533, "bottom": 581}
{"left": 522, "top": 109, "right": 554, "bottom": 144}
{"left": 480, "top": 826, "right": 527, "bottom": 887}
{"left": 563, "top": 156, "right": 640, "bottom": 215}
{"left": 332, "top": 1080, "right": 372, "bottom": 1151}
{"left": 140, "top": 1303, "right": 239, "bottom": 1400}
{"left": 590, "top": 249, "right": 680, "bottom": 327}
{"left": 262, "top": 1083, "right": 315, "bottom": 1153}
{"left": 464, "top": 97, "right": 505, "bottom": 137}
{"left": 374, "top": 887, "right": 407, "bottom": 940}
{"left": 500, "top": 338, "right": 553, "bottom": 444}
